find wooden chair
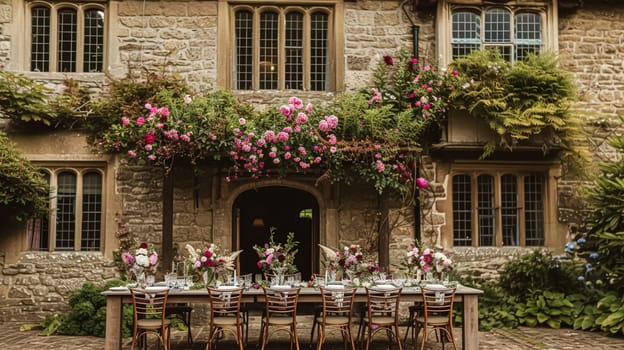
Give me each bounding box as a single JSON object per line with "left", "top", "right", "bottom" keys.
{"left": 129, "top": 287, "right": 171, "bottom": 350}
{"left": 259, "top": 286, "right": 301, "bottom": 350}
{"left": 414, "top": 286, "right": 457, "bottom": 350}
{"left": 358, "top": 285, "right": 403, "bottom": 350}
{"left": 313, "top": 285, "right": 357, "bottom": 350}
{"left": 238, "top": 272, "right": 259, "bottom": 346}
{"left": 206, "top": 286, "right": 246, "bottom": 350}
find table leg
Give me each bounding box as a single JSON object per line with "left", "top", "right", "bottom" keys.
{"left": 462, "top": 295, "right": 479, "bottom": 350}
{"left": 105, "top": 295, "right": 122, "bottom": 350}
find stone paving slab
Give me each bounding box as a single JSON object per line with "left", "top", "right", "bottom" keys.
{"left": 2, "top": 320, "right": 624, "bottom": 350}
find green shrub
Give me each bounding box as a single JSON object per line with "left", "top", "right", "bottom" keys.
{"left": 515, "top": 291, "right": 575, "bottom": 329}
{"left": 498, "top": 249, "right": 583, "bottom": 300}
{"left": 42, "top": 280, "right": 133, "bottom": 338}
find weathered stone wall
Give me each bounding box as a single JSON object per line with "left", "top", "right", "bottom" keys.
{"left": 556, "top": 3, "right": 624, "bottom": 233}
{"left": 0, "top": 0, "right": 10, "bottom": 70}
{"left": 0, "top": 252, "right": 119, "bottom": 322}
{"left": 113, "top": 0, "right": 218, "bottom": 90}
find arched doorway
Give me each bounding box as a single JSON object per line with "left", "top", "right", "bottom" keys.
{"left": 232, "top": 186, "right": 319, "bottom": 280}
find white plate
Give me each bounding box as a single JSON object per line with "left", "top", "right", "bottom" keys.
{"left": 271, "top": 285, "right": 292, "bottom": 290}
{"left": 145, "top": 286, "right": 169, "bottom": 292}
{"left": 325, "top": 284, "right": 345, "bottom": 290}
{"left": 217, "top": 285, "right": 240, "bottom": 290}
{"left": 109, "top": 286, "right": 128, "bottom": 291}
{"left": 423, "top": 284, "right": 447, "bottom": 290}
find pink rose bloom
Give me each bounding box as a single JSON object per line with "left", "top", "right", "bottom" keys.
{"left": 314, "top": 157, "right": 322, "bottom": 164}
{"left": 264, "top": 130, "right": 276, "bottom": 141}
{"left": 145, "top": 103, "right": 152, "bottom": 110}
{"left": 273, "top": 158, "right": 280, "bottom": 164}
{"left": 257, "top": 261, "right": 263, "bottom": 269}
{"left": 144, "top": 134, "right": 155, "bottom": 144}
{"left": 144, "top": 144, "right": 152, "bottom": 151}
{"left": 325, "top": 115, "right": 338, "bottom": 129}
{"left": 330, "top": 146, "right": 337, "bottom": 153}
{"left": 376, "top": 160, "right": 385, "bottom": 172}
{"left": 128, "top": 150, "right": 137, "bottom": 157}
{"left": 277, "top": 132, "right": 289, "bottom": 142}
{"left": 266, "top": 254, "right": 274, "bottom": 264}
{"left": 184, "top": 95, "right": 192, "bottom": 104}
{"left": 296, "top": 112, "right": 308, "bottom": 124}
{"left": 280, "top": 105, "right": 293, "bottom": 119}
{"left": 156, "top": 123, "right": 164, "bottom": 129}
{"left": 180, "top": 134, "right": 191, "bottom": 142}
{"left": 136, "top": 117, "right": 145, "bottom": 126}
{"left": 149, "top": 252, "right": 158, "bottom": 266}
{"left": 318, "top": 120, "right": 329, "bottom": 132}
{"left": 416, "top": 177, "right": 429, "bottom": 189}
{"left": 306, "top": 103, "right": 313, "bottom": 114}
{"left": 239, "top": 118, "right": 246, "bottom": 125}
{"left": 328, "top": 135, "right": 337, "bottom": 145}
{"left": 298, "top": 146, "right": 307, "bottom": 155}
{"left": 148, "top": 154, "right": 156, "bottom": 161}
{"left": 288, "top": 96, "right": 303, "bottom": 109}
{"left": 294, "top": 125, "right": 301, "bottom": 133}
{"left": 121, "top": 252, "right": 135, "bottom": 265}
{"left": 159, "top": 107, "right": 169, "bottom": 116}
{"left": 121, "top": 117, "right": 130, "bottom": 127}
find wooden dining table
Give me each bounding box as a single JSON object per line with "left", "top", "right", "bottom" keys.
{"left": 102, "top": 284, "right": 483, "bottom": 350}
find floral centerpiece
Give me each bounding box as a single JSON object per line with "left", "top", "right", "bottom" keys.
{"left": 404, "top": 243, "right": 421, "bottom": 278}
{"left": 419, "top": 247, "right": 452, "bottom": 280}
{"left": 319, "top": 243, "right": 380, "bottom": 284}
{"left": 121, "top": 242, "right": 159, "bottom": 286}
{"left": 185, "top": 243, "right": 241, "bottom": 286}
{"left": 254, "top": 228, "right": 299, "bottom": 282}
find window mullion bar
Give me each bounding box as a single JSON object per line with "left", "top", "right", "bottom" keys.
{"left": 252, "top": 9, "right": 260, "bottom": 90}
{"left": 76, "top": 5, "right": 84, "bottom": 73}
{"left": 494, "top": 174, "right": 502, "bottom": 247}
{"left": 75, "top": 172, "right": 83, "bottom": 251}
{"left": 278, "top": 9, "right": 285, "bottom": 90}
{"left": 49, "top": 6, "right": 59, "bottom": 73}
{"left": 518, "top": 175, "right": 526, "bottom": 247}
{"left": 48, "top": 173, "right": 58, "bottom": 252}
{"left": 303, "top": 10, "right": 310, "bottom": 91}
{"left": 470, "top": 173, "right": 478, "bottom": 247}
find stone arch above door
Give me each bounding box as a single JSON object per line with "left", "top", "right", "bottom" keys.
{"left": 223, "top": 179, "right": 334, "bottom": 280}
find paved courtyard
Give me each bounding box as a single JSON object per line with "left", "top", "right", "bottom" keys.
{"left": 2, "top": 316, "right": 624, "bottom": 350}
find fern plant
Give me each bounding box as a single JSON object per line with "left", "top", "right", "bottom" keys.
{"left": 449, "top": 50, "right": 587, "bottom": 168}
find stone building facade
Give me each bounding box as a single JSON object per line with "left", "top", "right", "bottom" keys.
{"left": 0, "top": 0, "right": 623, "bottom": 322}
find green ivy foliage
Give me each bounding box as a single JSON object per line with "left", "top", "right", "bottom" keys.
{"left": 0, "top": 72, "right": 56, "bottom": 125}
{"left": 0, "top": 131, "right": 49, "bottom": 220}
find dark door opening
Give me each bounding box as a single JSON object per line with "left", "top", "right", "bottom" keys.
{"left": 233, "top": 186, "right": 319, "bottom": 280}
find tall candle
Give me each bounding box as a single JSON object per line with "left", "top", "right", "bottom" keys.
{"left": 234, "top": 269, "right": 237, "bottom": 285}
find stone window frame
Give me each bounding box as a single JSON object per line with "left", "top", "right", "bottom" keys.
{"left": 216, "top": 0, "right": 345, "bottom": 92}
{"left": 28, "top": 164, "right": 105, "bottom": 252}
{"left": 447, "top": 162, "right": 559, "bottom": 248}
{"left": 25, "top": 1, "right": 106, "bottom": 73}
{"left": 435, "top": 0, "right": 558, "bottom": 67}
